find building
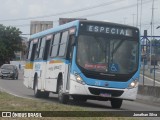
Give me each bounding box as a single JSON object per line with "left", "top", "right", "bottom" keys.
{"left": 59, "top": 18, "right": 87, "bottom": 25}
{"left": 30, "top": 21, "right": 53, "bottom": 35}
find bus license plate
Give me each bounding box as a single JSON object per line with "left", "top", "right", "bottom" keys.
{"left": 100, "top": 93, "right": 111, "bottom": 97}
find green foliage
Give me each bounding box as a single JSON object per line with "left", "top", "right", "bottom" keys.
{"left": 0, "top": 24, "right": 22, "bottom": 65}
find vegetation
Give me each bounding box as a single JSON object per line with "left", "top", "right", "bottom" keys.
{"left": 0, "top": 91, "right": 139, "bottom": 120}
{"left": 0, "top": 24, "right": 23, "bottom": 65}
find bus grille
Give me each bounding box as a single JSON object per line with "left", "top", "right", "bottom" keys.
{"left": 83, "top": 72, "right": 131, "bottom": 82}
{"left": 88, "top": 87, "right": 124, "bottom": 97}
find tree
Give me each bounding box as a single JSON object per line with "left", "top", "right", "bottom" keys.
{"left": 0, "top": 24, "right": 22, "bottom": 65}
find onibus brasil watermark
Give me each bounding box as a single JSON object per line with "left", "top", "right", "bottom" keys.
{"left": 2, "top": 112, "right": 42, "bottom": 118}
{"left": 133, "top": 112, "right": 158, "bottom": 117}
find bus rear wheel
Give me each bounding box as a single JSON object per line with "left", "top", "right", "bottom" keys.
{"left": 34, "top": 80, "right": 42, "bottom": 98}
{"left": 34, "top": 78, "right": 49, "bottom": 98}
{"left": 58, "top": 80, "right": 69, "bottom": 104}
{"left": 110, "top": 98, "right": 123, "bottom": 109}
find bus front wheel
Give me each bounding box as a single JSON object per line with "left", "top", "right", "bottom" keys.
{"left": 110, "top": 98, "right": 123, "bottom": 109}
{"left": 58, "top": 80, "right": 69, "bottom": 104}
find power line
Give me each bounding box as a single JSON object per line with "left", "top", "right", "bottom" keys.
{"left": 10, "top": 0, "right": 154, "bottom": 28}
{"left": 136, "top": 0, "right": 139, "bottom": 27}
{"left": 77, "top": 0, "right": 152, "bottom": 18}
{"left": 0, "top": 0, "right": 125, "bottom": 22}
{"left": 139, "top": 0, "right": 143, "bottom": 32}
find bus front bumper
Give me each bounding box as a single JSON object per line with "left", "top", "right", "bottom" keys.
{"left": 69, "top": 79, "right": 138, "bottom": 101}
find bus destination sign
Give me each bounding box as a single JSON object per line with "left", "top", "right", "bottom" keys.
{"left": 86, "top": 25, "right": 133, "bottom": 37}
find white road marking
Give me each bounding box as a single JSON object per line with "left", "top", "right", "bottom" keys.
{"left": 140, "top": 74, "right": 160, "bottom": 85}
{"left": 0, "top": 86, "right": 34, "bottom": 100}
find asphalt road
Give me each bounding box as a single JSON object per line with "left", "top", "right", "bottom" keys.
{"left": 0, "top": 70, "right": 160, "bottom": 114}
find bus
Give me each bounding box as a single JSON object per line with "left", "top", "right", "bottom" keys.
{"left": 24, "top": 20, "right": 140, "bottom": 108}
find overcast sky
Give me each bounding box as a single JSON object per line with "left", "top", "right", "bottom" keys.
{"left": 0, "top": 0, "right": 160, "bottom": 38}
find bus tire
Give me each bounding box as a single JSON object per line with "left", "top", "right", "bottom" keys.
{"left": 110, "top": 98, "right": 123, "bottom": 109}
{"left": 58, "top": 80, "right": 69, "bottom": 104}
{"left": 42, "top": 91, "right": 49, "bottom": 98}
{"left": 34, "top": 78, "right": 42, "bottom": 98}
{"left": 34, "top": 75, "right": 50, "bottom": 98}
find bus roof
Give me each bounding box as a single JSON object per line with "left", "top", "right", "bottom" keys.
{"left": 30, "top": 20, "right": 80, "bottom": 39}
{"left": 30, "top": 20, "right": 139, "bottom": 40}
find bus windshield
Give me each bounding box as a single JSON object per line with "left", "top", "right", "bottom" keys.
{"left": 77, "top": 34, "right": 139, "bottom": 74}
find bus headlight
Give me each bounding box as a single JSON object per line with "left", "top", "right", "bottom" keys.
{"left": 74, "top": 74, "right": 85, "bottom": 85}
{"left": 128, "top": 79, "right": 138, "bottom": 89}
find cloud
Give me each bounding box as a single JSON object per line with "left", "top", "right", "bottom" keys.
{"left": 3, "top": 0, "right": 24, "bottom": 17}
{"left": 63, "top": 0, "right": 75, "bottom": 6}
{"left": 28, "top": 4, "right": 45, "bottom": 17}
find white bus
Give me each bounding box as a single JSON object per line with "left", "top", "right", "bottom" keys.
{"left": 24, "top": 20, "right": 140, "bottom": 108}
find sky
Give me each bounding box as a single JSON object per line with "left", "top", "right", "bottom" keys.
{"left": 0, "top": 0, "right": 160, "bottom": 38}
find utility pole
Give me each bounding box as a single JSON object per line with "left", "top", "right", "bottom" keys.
{"left": 136, "top": 0, "right": 139, "bottom": 27}
{"left": 150, "top": 0, "right": 154, "bottom": 63}
{"left": 132, "top": 14, "right": 136, "bottom": 26}
{"left": 150, "top": 0, "right": 155, "bottom": 86}
{"left": 123, "top": 17, "right": 127, "bottom": 24}
{"left": 139, "top": 0, "right": 143, "bottom": 33}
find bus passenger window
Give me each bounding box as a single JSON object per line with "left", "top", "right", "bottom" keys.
{"left": 51, "top": 33, "right": 61, "bottom": 57}
{"left": 58, "top": 31, "right": 68, "bottom": 57}
{"left": 43, "top": 40, "right": 51, "bottom": 60}
{"left": 38, "top": 37, "right": 46, "bottom": 58}
{"left": 30, "top": 43, "right": 37, "bottom": 61}
{"left": 49, "top": 35, "right": 55, "bottom": 57}
{"left": 35, "top": 38, "right": 42, "bottom": 59}
{"left": 27, "top": 41, "right": 33, "bottom": 60}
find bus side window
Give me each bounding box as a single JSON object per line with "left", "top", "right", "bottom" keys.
{"left": 43, "top": 39, "right": 51, "bottom": 60}
{"left": 38, "top": 37, "right": 46, "bottom": 59}
{"left": 58, "top": 31, "right": 69, "bottom": 57}
{"left": 27, "top": 41, "right": 33, "bottom": 60}
{"left": 30, "top": 43, "right": 37, "bottom": 61}
{"left": 35, "top": 38, "right": 42, "bottom": 59}
{"left": 50, "top": 33, "right": 61, "bottom": 57}
{"left": 49, "top": 35, "right": 55, "bottom": 57}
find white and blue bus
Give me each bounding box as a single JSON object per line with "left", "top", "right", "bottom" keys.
{"left": 24, "top": 20, "right": 140, "bottom": 108}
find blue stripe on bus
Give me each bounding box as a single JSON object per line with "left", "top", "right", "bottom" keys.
{"left": 79, "top": 71, "right": 140, "bottom": 89}
{"left": 30, "top": 20, "right": 80, "bottom": 39}
{"left": 70, "top": 50, "right": 140, "bottom": 89}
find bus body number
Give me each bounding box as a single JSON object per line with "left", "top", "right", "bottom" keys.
{"left": 95, "top": 81, "right": 100, "bottom": 86}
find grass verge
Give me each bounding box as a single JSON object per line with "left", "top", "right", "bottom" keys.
{"left": 0, "top": 91, "right": 140, "bottom": 120}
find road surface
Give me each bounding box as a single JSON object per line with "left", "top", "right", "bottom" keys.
{"left": 0, "top": 70, "right": 160, "bottom": 120}
{"left": 139, "top": 74, "right": 160, "bottom": 86}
